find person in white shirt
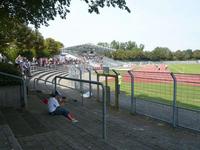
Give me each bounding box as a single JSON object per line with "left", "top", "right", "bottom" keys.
{"left": 48, "top": 91, "right": 78, "bottom": 123}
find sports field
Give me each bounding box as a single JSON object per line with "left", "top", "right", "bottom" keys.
{"left": 168, "top": 64, "right": 200, "bottom": 74}
{"left": 106, "top": 63, "right": 200, "bottom": 110}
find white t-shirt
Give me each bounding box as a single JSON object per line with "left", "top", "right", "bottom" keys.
{"left": 48, "top": 97, "right": 60, "bottom": 112}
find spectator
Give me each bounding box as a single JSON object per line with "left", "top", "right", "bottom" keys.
{"left": 48, "top": 91, "right": 78, "bottom": 123}
{"left": 15, "top": 55, "right": 23, "bottom": 65}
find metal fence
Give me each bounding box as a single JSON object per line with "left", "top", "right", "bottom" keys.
{"left": 30, "top": 64, "right": 200, "bottom": 132}
{"left": 73, "top": 68, "right": 200, "bottom": 131}
{"left": 119, "top": 71, "right": 200, "bottom": 131}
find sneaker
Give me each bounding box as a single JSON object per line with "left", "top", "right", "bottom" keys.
{"left": 72, "top": 119, "right": 78, "bottom": 123}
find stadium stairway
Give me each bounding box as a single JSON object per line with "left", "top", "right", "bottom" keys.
{"left": 0, "top": 91, "right": 116, "bottom": 150}
{"left": 20, "top": 65, "right": 200, "bottom": 150}
{"left": 34, "top": 86, "right": 200, "bottom": 150}
{"left": 29, "top": 67, "right": 69, "bottom": 91}
{"left": 1, "top": 81, "right": 199, "bottom": 149}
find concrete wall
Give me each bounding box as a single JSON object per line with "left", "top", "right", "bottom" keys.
{"left": 0, "top": 86, "right": 22, "bottom": 108}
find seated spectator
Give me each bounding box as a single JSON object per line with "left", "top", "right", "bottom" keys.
{"left": 48, "top": 91, "right": 78, "bottom": 123}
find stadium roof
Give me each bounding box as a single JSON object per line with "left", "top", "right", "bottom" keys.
{"left": 61, "top": 43, "right": 116, "bottom": 55}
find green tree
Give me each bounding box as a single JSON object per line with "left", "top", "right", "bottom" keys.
{"left": 3, "top": 44, "right": 19, "bottom": 62}
{"left": 44, "top": 38, "right": 64, "bottom": 56}
{"left": 173, "top": 50, "right": 185, "bottom": 60}
{"left": 139, "top": 44, "right": 145, "bottom": 51}
{"left": 125, "top": 41, "right": 137, "bottom": 50}
{"left": 19, "top": 50, "right": 36, "bottom": 61}
{"left": 36, "top": 49, "right": 50, "bottom": 58}
{"left": 184, "top": 49, "right": 193, "bottom": 60}
{"left": 192, "top": 50, "right": 200, "bottom": 59}
{"left": 0, "top": 23, "right": 46, "bottom": 60}
{"left": 109, "top": 40, "right": 144, "bottom": 51}
{"left": 0, "top": 0, "right": 130, "bottom": 29}
{"left": 119, "top": 42, "right": 126, "bottom": 50}
{"left": 152, "top": 47, "right": 172, "bottom": 61}
{"left": 32, "top": 30, "right": 45, "bottom": 58}
{"left": 110, "top": 40, "right": 120, "bottom": 49}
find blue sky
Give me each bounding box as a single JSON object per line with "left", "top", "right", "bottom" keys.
{"left": 38, "top": 0, "right": 200, "bottom": 51}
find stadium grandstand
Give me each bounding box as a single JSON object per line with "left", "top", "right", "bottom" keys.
{"left": 60, "top": 43, "right": 122, "bottom": 69}
{"left": 61, "top": 43, "right": 115, "bottom": 55}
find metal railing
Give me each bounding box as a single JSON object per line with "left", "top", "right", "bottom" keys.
{"left": 54, "top": 76, "right": 107, "bottom": 140}
{"left": 33, "top": 78, "right": 75, "bottom": 91}
{"left": 31, "top": 65, "right": 200, "bottom": 132}
{"left": 0, "top": 72, "right": 27, "bottom": 108}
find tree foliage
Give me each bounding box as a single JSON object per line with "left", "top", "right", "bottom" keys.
{"left": 44, "top": 38, "right": 64, "bottom": 56}
{"left": 0, "top": 0, "right": 129, "bottom": 61}
{"left": 0, "top": 0, "right": 130, "bottom": 28}
{"left": 98, "top": 40, "right": 144, "bottom": 51}
{"left": 100, "top": 40, "right": 200, "bottom": 61}
{"left": 0, "top": 23, "right": 63, "bottom": 61}
{"left": 152, "top": 47, "right": 172, "bottom": 61}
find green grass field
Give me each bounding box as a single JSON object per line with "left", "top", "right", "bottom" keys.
{"left": 168, "top": 64, "right": 200, "bottom": 74}
{"left": 107, "top": 81, "right": 200, "bottom": 110}
{"left": 106, "top": 64, "right": 200, "bottom": 110}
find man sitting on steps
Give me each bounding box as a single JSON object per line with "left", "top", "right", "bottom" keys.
{"left": 47, "top": 91, "right": 78, "bottom": 123}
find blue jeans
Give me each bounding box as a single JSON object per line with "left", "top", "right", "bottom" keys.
{"left": 49, "top": 106, "right": 69, "bottom": 117}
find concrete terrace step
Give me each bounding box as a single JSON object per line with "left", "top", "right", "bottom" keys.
{"left": 31, "top": 91, "right": 154, "bottom": 150}
{"left": 0, "top": 124, "right": 22, "bottom": 150}
{"left": 0, "top": 92, "right": 116, "bottom": 150}
{"left": 28, "top": 83, "right": 200, "bottom": 150}
{"left": 0, "top": 109, "right": 22, "bottom": 150}
{"left": 35, "top": 114, "right": 116, "bottom": 150}
{"left": 1, "top": 108, "right": 36, "bottom": 138}
{"left": 65, "top": 101, "right": 157, "bottom": 150}
{"left": 30, "top": 70, "right": 69, "bottom": 90}
{"left": 64, "top": 98, "right": 200, "bottom": 150}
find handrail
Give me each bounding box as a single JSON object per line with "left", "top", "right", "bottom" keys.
{"left": 54, "top": 76, "right": 107, "bottom": 141}
{"left": 0, "top": 72, "right": 27, "bottom": 108}
{"left": 33, "top": 78, "right": 80, "bottom": 92}
{"left": 128, "top": 70, "right": 136, "bottom": 114}
{"left": 86, "top": 68, "right": 92, "bottom": 97}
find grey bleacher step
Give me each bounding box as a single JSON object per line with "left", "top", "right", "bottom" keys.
{"left": 18, "top": 110, "right": 50, "bottom": 134}
{"left": 1, "top": 108, "right": 48, "bottom": 138}
{"left": 0, "top": 110, "right": 6, "bottom": 125}
{"left": 54, "top": 102, "right": 115, "bottom": 149}
{"left": 34, "top": 70, "right": 59, "bottom": 79}
{"left": 37, "top": 114, "right": 116, "bottom": 150}
{"left": 65, "top": 101, "right": 158, "bottom": 150}
{"left": 18, "top": 130, "right": 75, "bottom": 150}
{"left": 0, "top": 124, "right": 23, "bottom": 150}
{"left": 45, "top": 72, "right": 67, "bottom": 83}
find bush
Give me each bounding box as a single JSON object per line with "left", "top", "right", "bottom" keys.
{"left": 0, "top": 63, "right": 22, "bottom": 86}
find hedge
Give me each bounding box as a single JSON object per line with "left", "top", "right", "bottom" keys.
{"left": 0, "top": 63, "right": 22, "bottom": 86}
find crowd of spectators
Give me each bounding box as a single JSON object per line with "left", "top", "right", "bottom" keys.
{"left": 15, "top": 55, "right": 31, "bottom": 77}
{"left": 32, "top": 52, "right": 104, "bottom": 70}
